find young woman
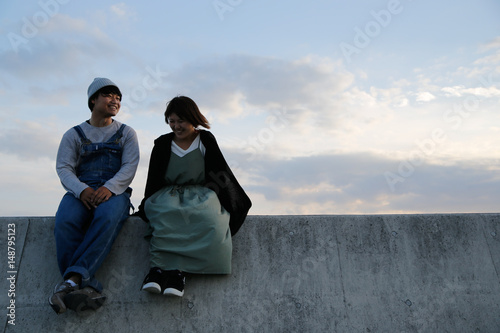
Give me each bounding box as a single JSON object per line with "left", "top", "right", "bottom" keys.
{"left": 136, "top": 96, "right": 251, "bottom": 296}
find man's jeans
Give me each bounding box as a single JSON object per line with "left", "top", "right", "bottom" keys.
{"left": 54, "top": 191, "right": 131, "bottom": 292}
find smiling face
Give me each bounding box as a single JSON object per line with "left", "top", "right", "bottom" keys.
{"left": 91, "top": 92, "right": 121, "bottom": 118}
{"left": 168, "top": 112, "right": 197, "bottom": 141}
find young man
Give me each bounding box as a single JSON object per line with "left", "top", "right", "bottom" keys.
{"left": 49, "top": 78, "right": 140, "bottom": 314}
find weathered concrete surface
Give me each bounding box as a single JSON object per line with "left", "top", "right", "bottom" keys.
{"left": 1, "top": 214, "right": 499, "bottom": 332}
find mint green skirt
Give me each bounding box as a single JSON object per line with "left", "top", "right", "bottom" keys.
{"left": 145, "top": 184, "right": 232, "bottom": 274}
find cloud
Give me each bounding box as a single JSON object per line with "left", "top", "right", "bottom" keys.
{"left": 2, "top": 137, "right": 498, "bottom": 216}
{"left": 415, "top": 92, "right": 436, "bottom": 102}
{"left": 479, "top": 36, "right": 500, "bottom": 52}
{"left": 166, "top": 54, "right": 354, "bottom": 121}
{"left": 111, "top": 3, "right": 129, "bottom": 17}
{"left": 473, "top": 53, "right": 500, "bottom": 66}
{"left": 0, "top": 14, "right": 128, "bottom": 82}
{"left": 441, "top": 85, "right": 500, "bottom": 98}
{"left": 0, "top": 120, "right": 60, "bottom": 160}
{"left": 109, "top": 3, "right": 138, "bottom": 23}
{"left": 0, "top": 152, "right": 60, "bottom": 216}
{"left": 441, "top": 86, "right": 464, "bottom": 97}
{"left": 240, "top": 152, "right": 500, "bottom": 214}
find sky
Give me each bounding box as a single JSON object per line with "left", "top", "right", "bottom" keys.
{"left": 0, "top": 0, "right": 499, "bottom": 216}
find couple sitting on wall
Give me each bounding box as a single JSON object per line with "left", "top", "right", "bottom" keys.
{"left": 49, "top": 78, "right": 251, "bottom": 314}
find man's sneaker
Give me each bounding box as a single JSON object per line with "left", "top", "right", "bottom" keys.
{"left": 64, "top": 287, "right": 106, "bottom": 313}
{"left": 163, "top": 270, "right": 185, "bottom": 297}
{"left": 141, "top": 267, "right": 163, "bottom": 294}
{"left": 48, "top": 281, "right": 79, "bottom": 314}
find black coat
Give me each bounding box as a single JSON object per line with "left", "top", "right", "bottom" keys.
{"left": 137, "top": 130, "right": 252, "bottom": 236}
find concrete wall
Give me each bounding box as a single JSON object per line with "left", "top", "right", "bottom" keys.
{"left": 1, "top": 214, "right": 500, "bottom": 332}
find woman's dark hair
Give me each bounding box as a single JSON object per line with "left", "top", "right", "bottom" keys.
{"left": 88, "top": 86, "right": 122, "bottom": 111}
{"left": 164, "top": 96, "right": 210, "bottom": 129}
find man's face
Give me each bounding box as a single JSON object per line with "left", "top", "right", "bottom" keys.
{"left": 92, "top": 92, "right": 121, "bottom": 118}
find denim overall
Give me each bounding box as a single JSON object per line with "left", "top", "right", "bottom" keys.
{"left": 54, "top": 124, "right": 131, "bottom": 292}
{"left": 75, "top": 124, "right": 125, "bottom": 189}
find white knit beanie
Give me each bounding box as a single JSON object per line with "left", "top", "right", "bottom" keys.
{"left": 87, "top": 77, "right": 121, "bottom": 100}
{"left": 87, "top": 77, "right": 121, "bottom": 110}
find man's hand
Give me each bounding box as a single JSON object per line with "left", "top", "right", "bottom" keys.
{"left": 80, "top": 187, "right": 113, "bottom": 209}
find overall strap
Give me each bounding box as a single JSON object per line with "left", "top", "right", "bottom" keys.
{"left": 108, "top": 124, "right": 127, "bottom": 144}
{"left": 72, "top": 125, "right": 91, "bottom": 143}
{"left": 117, "top": 124, "right": 126, "bottom": 136}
